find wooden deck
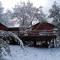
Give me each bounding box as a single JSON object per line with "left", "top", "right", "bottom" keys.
{"left": 18, "top": 30, "right": 57, "bottom": 42}
{"left": 7, "top": 30, "right": 57, "bottom": 47}
{"left": 19, "top": 35, "right": 56, "bottom": 41}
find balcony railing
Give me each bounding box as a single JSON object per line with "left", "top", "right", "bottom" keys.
{"left": 5, "top": 29, "right": 57, "bottom": 36}
{"left": 19, "top": 30, "right": 57, "bottom": 36}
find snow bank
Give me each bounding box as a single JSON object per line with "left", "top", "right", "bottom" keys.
{"left": 4, "top": 45, "right": 60, "bottom": 60}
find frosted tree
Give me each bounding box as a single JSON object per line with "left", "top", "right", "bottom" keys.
{"left": 34, "top": 6, "right": 47, "bottom": 23}
{"left": 3, "top": 10, "right": 14, "bottom": 26}
{"left": 0, "top": 31, "right": 11, "bottom": 60}
{"left": 0, "top": 1, "right": 4, "bottom": 23}
{"left": 49, "top": 1, "right": 60, "bottom": 32}
{"left": 13, "top": 1, "right": 46, "bottom": 30}
{"left": 0, "top": 1, "right": 13, "bottom": 27}
{"left": 0, "top": 30, "right": 24, "bottom": 60}
{"left": 49, "top": 1, "right": 60, "bottom": 27}
{"left": 13, "top": 1, "right": 35, "bottom": 29}
{"left": 49, "top": 1, "right": 60, "bottom": 47}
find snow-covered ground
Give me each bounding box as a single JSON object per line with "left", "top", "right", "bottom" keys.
{"left": 4, "top": 45, "right": 60, "bottom": 60}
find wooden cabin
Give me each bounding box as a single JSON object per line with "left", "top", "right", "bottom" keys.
{"left": 19, "top": 22, "right": 57, "bottom": 47}
{"left": 26, "top": 22, "right": 56, "bottom": 36}
{"left": 6, "top": 22, "right": 57, "bottom": 47}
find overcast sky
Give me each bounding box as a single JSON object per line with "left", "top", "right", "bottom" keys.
{"left": 0, "top": 0, "right": 60, "bottom": 13}
{"left": 0, "top": 0, "right": 60, "bottom": 27}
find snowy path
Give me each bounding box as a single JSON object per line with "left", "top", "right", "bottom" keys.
{"left": 5, "top": 45, "right": 60, "bottom": 60}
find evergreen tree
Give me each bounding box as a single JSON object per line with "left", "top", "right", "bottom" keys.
{"left": 4, "top": 10, "right": 14, "bottom": 26}
{"left": 49, "top": 1, "right": 60, "bottom": 27}
{"left": 49, "top": 1, "right": 60, "bottom": 46}
{"left": 34, "top": 6, "right": 47, "bottom": 23}
{"left": 0, "top": 1, "right": 4, "bottom": 23}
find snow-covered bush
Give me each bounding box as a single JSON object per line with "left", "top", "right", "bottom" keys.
{"left": 0, "top": 30, "right": 23, "bottom": 60}
{"left": 0, "top": 38, "right": 10, "bottom": 60}
{"left": 0, "top": 30, "right": 23, "bottom": 46}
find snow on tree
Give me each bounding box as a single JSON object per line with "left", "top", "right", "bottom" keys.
{"left": 49, "top": 1, "right": 60, "bottom": 27}
{"left": 12, "top": 1, "right": 47, "bottom": 30}
{"left": 34, "top": 6, "right": 47, "bottom": 23}
{"left": 13, "top": 1, "right": 35, "bottom": 29}
{"left": 0, "top": 30, "right": 24, "bottom": 60}
{"left": 3, "top": 10, "right": 14, "bottom": 26}
{"left": 0, "top": 1, "right": 4, "bottom": 23}
{"left": 49, "top": 1, "right": 60, "bottom": 47}
{"left": 49, "top": 1, "right": 60, "bottom": 33}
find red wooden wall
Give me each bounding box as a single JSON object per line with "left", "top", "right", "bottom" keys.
{"left": 32, "top": 22, "right": 55, "bottom": 32}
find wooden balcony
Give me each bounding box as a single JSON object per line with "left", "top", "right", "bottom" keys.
{"left": 5, "top": 30, "right": 57, "bottom": 42}
{"left": 19, "top": 30, "right": 57, "bottom": 37}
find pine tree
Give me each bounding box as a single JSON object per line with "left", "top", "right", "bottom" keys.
{"left": 49, "top": 1, "right": 60, "bottom": 27}
{"left": 0, "top": 1, "right": 4, "bottom": 23}
{"left": 49, "top": 1, "right": 60, "bottom": 47}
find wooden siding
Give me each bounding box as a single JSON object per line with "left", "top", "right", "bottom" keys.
{"left": 6, "top": 22, "right": 57, "bottom": 37}
{"left": 32, "top": 22, "right": 55, "bottom": 32}
{"left": 0, "top": 23, "right": 7, "bottom": 30}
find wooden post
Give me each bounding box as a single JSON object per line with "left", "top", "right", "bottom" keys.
{"left": 51, "top": 38, "right": 54, "bottom": 48}
{"left": 48, "top": 40, "right": 51, "bottom": 48}
{"left": 34, "top": 41, "right": 36, "bottom": 47}
{"left": 54, "top": 38, "right": 55, "bottom": 47}
{"left": 54, "top": 38, "right": 57, "bottom": 47}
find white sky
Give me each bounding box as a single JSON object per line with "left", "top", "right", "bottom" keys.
{"left": 0, "top": 0, "right": 48, "bottom": 9}
{"left": 0, "top": 0, "right": 54, "bottom": 11}
{"left": 0, "top": 0, "right": 60, "bottom": 27}
{"left": 0, "top": 0, "right": 60, "bottom": 13}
